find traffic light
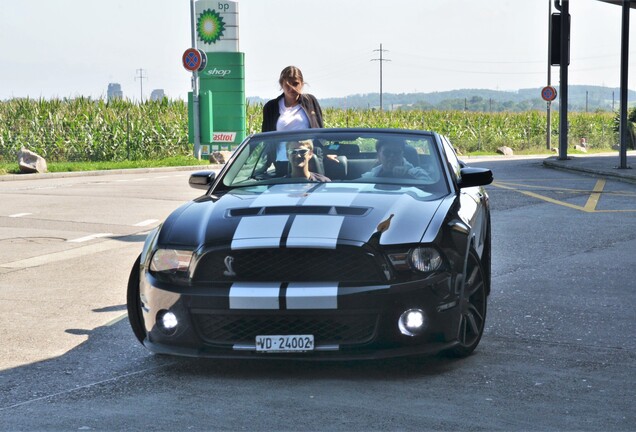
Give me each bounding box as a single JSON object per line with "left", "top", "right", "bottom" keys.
{"left": 551, "top": 13, "right": 570, "bottom": 66}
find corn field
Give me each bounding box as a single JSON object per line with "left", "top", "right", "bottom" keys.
{"left": 0, "top": 98, "right": 189, "bottom": 162}
{"left": 0, "top": 98, "right": 618, "bottom": 162}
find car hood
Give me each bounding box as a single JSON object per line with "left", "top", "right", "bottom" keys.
{"left": 158, "top": 183, "right": 445, "bottom": 249}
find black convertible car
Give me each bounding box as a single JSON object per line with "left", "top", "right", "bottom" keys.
{"left": 127, "top": 128, "right": 493, "bottom": 359}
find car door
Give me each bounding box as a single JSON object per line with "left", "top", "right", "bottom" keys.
{"left": 441, "top": 136, "right": 488, "bottom": 258}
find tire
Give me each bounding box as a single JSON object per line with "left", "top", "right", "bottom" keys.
{"left": 483, "top": 218, "right": 492, "bottom": 296}
{"left": 127, "top": 254, "right": 147, "bottom": 344}
{"left": 446, "top": 249, "right": 487, "bottom": 358}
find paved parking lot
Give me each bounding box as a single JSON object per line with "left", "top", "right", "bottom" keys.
{"left": 0, "top": 156, "right": 634, "bottom": 431}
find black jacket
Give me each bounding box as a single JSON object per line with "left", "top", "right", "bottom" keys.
{"left": 261, "top": 93, "right": 324, "bottom": 132}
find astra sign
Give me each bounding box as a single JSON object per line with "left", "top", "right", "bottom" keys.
{"left": 213, "top": 132, "right": 237, "bottom": 142}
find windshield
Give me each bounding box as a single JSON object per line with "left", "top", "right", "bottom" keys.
{"left": 219, "top": 130, "right": 449, "bottom": 198}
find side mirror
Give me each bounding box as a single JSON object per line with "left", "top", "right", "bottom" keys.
{"left": 189, "top": 170, "right": 216, "bottom": 190}
{"left": 458, "top": 167, "right": 493, "bottom": 188}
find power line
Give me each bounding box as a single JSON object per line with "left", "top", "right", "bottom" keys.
{"left": 134, "top": 68, "right": 147, "bottom": 102}
{"left": 371, "top": 44, "right": 390, "bottom": 110}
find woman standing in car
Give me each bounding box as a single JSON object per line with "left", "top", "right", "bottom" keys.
{"left": 261, "top": 65, "right": 324, "bottom": 132}
{"left": 261, "top": 66, "right": 325, "bottom": 176}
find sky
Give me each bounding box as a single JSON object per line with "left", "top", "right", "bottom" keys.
{"left": 1, "top": 0, "right": 634, "bottom": 101}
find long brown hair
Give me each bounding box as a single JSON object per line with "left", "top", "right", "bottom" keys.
{"left": 279, "top": 66, "right": 305, "bottom": 94}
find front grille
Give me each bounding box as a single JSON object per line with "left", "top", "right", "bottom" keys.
{"left": 193, "top": 248, "right": 385, "bottom": 283}
{"left": 192, "top": 312, "right": 379, "bottom": 346}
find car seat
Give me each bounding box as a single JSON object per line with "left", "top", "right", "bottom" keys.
{"left": 324, "top": 155, "right": 348, "bottom": 180}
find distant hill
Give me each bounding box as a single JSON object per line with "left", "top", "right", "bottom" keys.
{"left": 249, "top": 85, "right": 634, "bottom": 112}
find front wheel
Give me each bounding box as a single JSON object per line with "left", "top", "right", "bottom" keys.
{"left": 127, "top": 254, "right": 146, "bottom": 344}
{"left": 446, "top": 249, "right": 487, "bottom": 358}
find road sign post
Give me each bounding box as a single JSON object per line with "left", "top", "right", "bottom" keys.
{"left": 541, "top": 85, "right": 557, "bottom": 151}
{"left": 541, "top": 86, "right": 557, "bottom": 102}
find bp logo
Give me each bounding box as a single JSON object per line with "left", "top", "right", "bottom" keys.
{"left": 197, "top": 9, "right": 226, "bottom": 44}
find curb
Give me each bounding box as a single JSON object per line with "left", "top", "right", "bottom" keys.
{"left": 543, "top": 158, "right": 636, "bottom": 184}
{"left": 0, "top": 164, "right": 224, "bottom": 182}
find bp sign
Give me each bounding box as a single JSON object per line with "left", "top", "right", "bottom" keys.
{"left": 188, "top": 0, "right": 245, "bottom": 156}
{"left": 541, "top": 86, "right": 557, "bottom": 102}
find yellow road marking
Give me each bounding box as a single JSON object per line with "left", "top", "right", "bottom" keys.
{"left": 584, "top": 179, "right": 606, "bottom": 212}
{"left": 490, "top": 180, "right": 636, "bottom": 213}
{"left": 492, "top": 182, "right": 587, "bottom": 211}
{"left": 495, "top": 181, "right": 608, "bottom": 194}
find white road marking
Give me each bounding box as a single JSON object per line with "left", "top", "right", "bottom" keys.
{"left": 0, "top": 239, "right": 136, "bottom": 269}
{"left": 0, "top": 363, "right": 176, "bottom": 411}
{"left": 134, "top": 219, "right": 159, "bottom": 227}
{"left": 8, "top": 213, "right": 32, "bottom": 218}
{"left": 105, "top": 313, "right": 128, "bottom": 326}
{"left": 67, "top": 233, "right": 113, "bottom": 243}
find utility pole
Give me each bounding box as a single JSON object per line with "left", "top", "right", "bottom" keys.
{"left": 371, "top": 44, "right": 390, "bottom": 111}
{"left": 135, "top": 68, "right": 147, "bottom": 103}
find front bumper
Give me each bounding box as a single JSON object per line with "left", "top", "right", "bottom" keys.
{"left": 139, "top": 272, "right": 461, "bottom": 359}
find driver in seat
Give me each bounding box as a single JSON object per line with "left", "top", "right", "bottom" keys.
{"left": 286, "top": 140, "right": 331, "bottom": 182}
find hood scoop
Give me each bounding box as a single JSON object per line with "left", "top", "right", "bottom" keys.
{"left": 228, "top": 206, "right": 369, "bottom": 217}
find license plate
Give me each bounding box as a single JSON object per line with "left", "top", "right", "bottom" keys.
{"left": 255, "top": 335, "right": 314, "bottom": 352}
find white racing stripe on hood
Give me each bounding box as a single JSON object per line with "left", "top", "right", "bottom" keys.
{"left": 229, "top": 283, "right": 280, "bottom": 309}
{"left": 231, "top": 215, "right": 288, "bottom": 249}
{"left": 302, "top": 191, "right": 359, "bottom": 207}
{"left": 286, "top": 215, "right": 344, "bottom": 249}
{"left": 249, "top": 184, "right": 314, "bottom": 207}
{"left": 286, "top": 283, "right": 338, "bottom": 309}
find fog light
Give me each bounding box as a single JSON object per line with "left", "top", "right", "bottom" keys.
{"left": 398, "top": 309, "right": 426, "bottom": 337}
{"left": 157, "top": 310, "right": 178, "bottom": 335}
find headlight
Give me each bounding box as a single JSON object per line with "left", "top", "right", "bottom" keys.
{"left": 409, "top": 247, "right": 443, "bottom": 273}
{"left": 149, "top": 249, "right": 193, "bottom": 274}
{"left": 387, "top": 247, "right": 444, "bottom": 273}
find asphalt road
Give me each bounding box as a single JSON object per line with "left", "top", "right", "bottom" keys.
{"left": 0, "top": 159, "right": 634, "bottom": 431}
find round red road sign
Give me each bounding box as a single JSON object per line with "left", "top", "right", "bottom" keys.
{"left": 541, "top": 86, "right": 557, "bottom": 102}
{"left": 183, "top": 48, "right": 206, "bottom": 72}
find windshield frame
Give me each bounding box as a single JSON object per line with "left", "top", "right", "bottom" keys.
{"left": 209, "top": 129, "right": 451, "bottom": 199}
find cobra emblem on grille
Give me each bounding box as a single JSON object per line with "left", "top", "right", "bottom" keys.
{"left": 223, "top": 256, "right": 237, "bottom": 276}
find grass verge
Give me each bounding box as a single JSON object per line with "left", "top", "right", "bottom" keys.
{"left": 0, "top": 156, "right": 212, "bottom": 175}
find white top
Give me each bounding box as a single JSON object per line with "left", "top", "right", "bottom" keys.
{"left": 275, "top": 98, "right": 310, "bottom": 160}
{"left": 276, "top": 98, "right": 309, "bottom": 131}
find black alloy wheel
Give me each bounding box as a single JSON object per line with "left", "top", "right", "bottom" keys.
{"left": 127, "top": 254, "right": 147, "bottom": 344}
{"left": 447, "top": 249, "right": 487, "bottom": 357}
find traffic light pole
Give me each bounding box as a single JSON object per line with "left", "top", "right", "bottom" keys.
{"left": 556, "top": 0, "right": 569, "bottom": 161}
{"left": 546, "top": 0, "right": 552, "bottom": 151}
{"left": 619, "top": 0, "right": 630, "bottom": 169}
